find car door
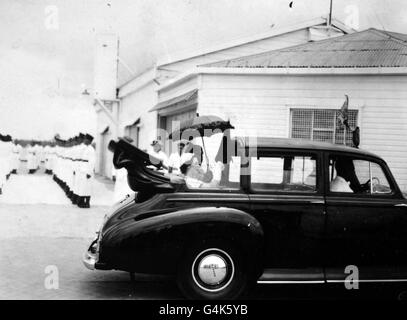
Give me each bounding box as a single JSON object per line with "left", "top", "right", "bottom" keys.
{"left": 247, "top": 149, "right": 326, "bottom": 282}
{"left": 324, "top": 152, "right": 407, "bottom": 282}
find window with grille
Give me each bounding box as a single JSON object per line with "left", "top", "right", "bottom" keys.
{"left": 290, "top": 108, "right": 358, "bottom": 146}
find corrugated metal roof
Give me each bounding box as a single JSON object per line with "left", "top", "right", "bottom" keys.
{"left": 203, "top": 29, "right": 407, "bottom": 68}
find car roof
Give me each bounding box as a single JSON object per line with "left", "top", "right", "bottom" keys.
{"left": 238, "top": 137, "right": 381, "bottom": 159}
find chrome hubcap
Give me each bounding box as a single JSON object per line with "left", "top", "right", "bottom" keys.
{"left": 192, "top": 248, "right": 234, "bottom": 292}
{"left": 197, "top": 254, "right": 227, "bottom": 285}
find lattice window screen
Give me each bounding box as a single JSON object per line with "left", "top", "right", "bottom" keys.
{"left": 291, "top": 109, "right": 358, "bottom": 146}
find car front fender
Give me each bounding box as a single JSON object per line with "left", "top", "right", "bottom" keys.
{"left": 100, "top": 207, "right": 264, "bottom": 274}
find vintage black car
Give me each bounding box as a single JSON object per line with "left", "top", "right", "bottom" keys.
{"left": 83, "top": 136, "right": 407, "bottom": 299}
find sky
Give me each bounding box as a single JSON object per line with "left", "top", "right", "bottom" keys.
{"left": 1, "top": 0, "right": 407, "bottom": 140}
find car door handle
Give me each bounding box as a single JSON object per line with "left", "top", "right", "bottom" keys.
{"left": 395, "top": 204, "right": 407, "bottom": 207}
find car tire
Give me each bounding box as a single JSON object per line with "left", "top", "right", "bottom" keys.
{"left": 176, "top": 239, "right": 253, "bottom": 300}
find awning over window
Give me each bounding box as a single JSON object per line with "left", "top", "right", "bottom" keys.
{"left": 124, "top": 117, "right": 141, "bottom": 128}
{"left": 150, "top": 89, "right": 198, "bottom": 114}
{"left": 100, "top": 126, "right": 109, "bottom": 134}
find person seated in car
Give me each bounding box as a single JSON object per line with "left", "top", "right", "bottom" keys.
{"left": 330, "top": 160, "right": 353, "bottom": 193}
{"left": 180, "top": 145, "right": 215, "bottom": 189}
{"left": 149, "top": 140, "right": 169, "bottom": 171}
{"left": 330, "top": 157, "right": 361, "bottom": 193}
{"left": 167, "top": 141, "right": 186, "bottom": 174}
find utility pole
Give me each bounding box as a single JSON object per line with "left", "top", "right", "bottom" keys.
{"left": 328, "top": 0, "right": 333, "bottom": 26}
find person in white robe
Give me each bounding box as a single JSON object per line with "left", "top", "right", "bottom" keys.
{"left": 44, "top": 143, "right": 52, "bottom": 174}
{"left": 27, "top": 142, "right": 37, "bottom": 174}
{"left": 71, "top": 134, "right": 86, "bottom": 205}
{"left": 0, "top": 135, "right": 8, "bottom": 194}
{"left": 77, "top": 134, "right": 96, "bottom": 208}
{"left": 167, "top": 142, "right": 187, "bottom": 174}
{"left": 150, "top": 140, "right": 169, "bottom": 168}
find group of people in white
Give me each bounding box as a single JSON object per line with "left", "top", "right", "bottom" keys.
{"left": 0, "top": 134, "right": 21, "bottom": 195}
{"left": 26, "top": 141, "right": 50, "bottom": 174}
{"left": 52, "top": 133, "right": 96, "bottom": 208}
{"left": 0, "top": 132, "right": 96, "bottom": 208}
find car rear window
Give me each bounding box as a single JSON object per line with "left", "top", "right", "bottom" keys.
{"left": 250, "top": 155, "right": 317, "bottom": 193}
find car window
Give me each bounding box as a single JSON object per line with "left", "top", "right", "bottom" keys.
{"left": 250, "top": 155, "right": 317, "bottom": 193}
{"left": 370, "top": 162, "right": 392, "bottom": 193}
{"left": 251, "top": 157, "right": 284, "bottom": 184}
{"left": 184, "top": 156, "right": 241, "bottom": 190}
{"left": 329, "top": 156, "right": 392, "bottom": 195}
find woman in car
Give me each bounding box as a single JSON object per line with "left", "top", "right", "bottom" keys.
{"left": 179, "top": 144, "right": 222, "bottom": 189}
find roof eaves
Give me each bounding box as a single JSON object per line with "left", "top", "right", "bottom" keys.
{"left": 118, "top": 66, "right": 158, "bottom": 98}
{"left": 369, "top": 28, "right": 407, "bottom": 47}
{"left": 330, "top": 18, "right": 357, "bottom": 34}
{"left": 157, "top": 16, "right": 338, "bottom": 67}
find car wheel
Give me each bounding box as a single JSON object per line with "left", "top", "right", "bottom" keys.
{"left": 176, "top": 240, "right": 252, "bottom": 300}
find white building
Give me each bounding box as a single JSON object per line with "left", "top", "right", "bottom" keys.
{"left": 95, "top": 17, "right": 353, "bottom": 178}
{"left": 156, "top": 28, "right": 407, "bottom": 191}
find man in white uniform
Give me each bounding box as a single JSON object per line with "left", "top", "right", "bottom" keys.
{"left": 0, "top": 134, "right": 7, "bottom": 194}
{"left": 44, "top": 142, "right": 52, "bottom": 174}
{"left": 66, "top": 137, "right": 77, "bottom": 201}
{"left": 53, "top": 136, "right": 65, "bottom": 189}
{"left": 4, "top": 135, "right": 13, "bottom": 180}
{"left": 48, "top": 141, "right": 56, "bottom": 175}
{"left": 77, "top": 134, "right": 96, "bottom": 208}
{"left": 150, "top": 140, "right": 169, "bottom": 169}
{"left": 71, "top": 134, "right": 86, "bottom": 205}
{"left": 33, "top": 142, "right": 40, "bottom": 171}
{"left": 52, "top": 139, "right": 60, "bottom": 184}
{"left": 167, "top": 142, "right": 186, "bottom": 174}
{"left": 52, "top": 139, "right": 60, "bottom": 183}
{"left": 11, "top": 140, "right": 21, "bottom": 174}
{"left": 37, "top": 143, "right": 45, "bottom": 169}
{"left": 27, "top": 141, "right": 37, "bottom": 174}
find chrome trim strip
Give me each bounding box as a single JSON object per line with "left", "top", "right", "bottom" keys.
{"left": 249, "top": 199, "right": 324, "bottom": 204}
{"left": 257, "top": 280, "right": 325, "bottom": 284}
{"left": 309, "top": 200, "right": 325, "bottom": 204}
{"left": 258, "top": 279, "right": 407, "bottom": 284}
{"left": 327, "top": 279, "right": 407, "bottom": 283}
{"left": 167, "top": 198, "right": 248, "bottom": 202}
{"left": 168, "top": 198, "right": 324, "bottom": 203}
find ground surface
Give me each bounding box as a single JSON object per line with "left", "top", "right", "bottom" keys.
{"left": 0, "top": 164, "right": 181, "bottom": 300}
{"left": 0, "top": 164, "right": 404, "bottom": 299}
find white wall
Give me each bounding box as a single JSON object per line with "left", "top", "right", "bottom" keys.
{"left": 109, "top": 23, "right": 345, "bottom": 172}
{"left": 95, "top": 108, "right": 114, "bottom": 176}
{"left": 158, "top": 76, "right": 199, "bottom": 102}
{"left": 199, "top": 73, "right": 407, "bottom": 191}
{"left": 119, "top": 81, "right": 158, "bottom": 152}
{"left": 102, "top": 22, "right": 347, "bottom": 178}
